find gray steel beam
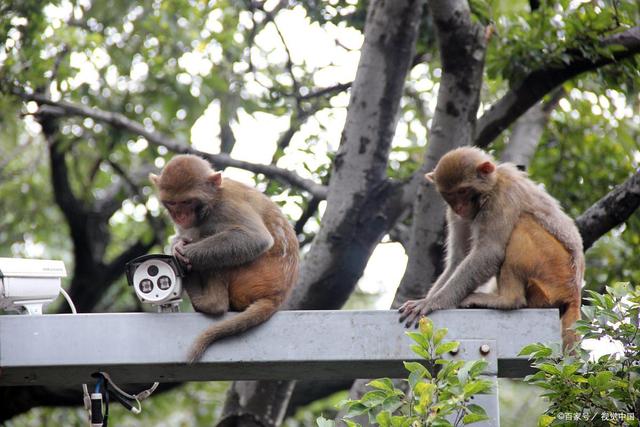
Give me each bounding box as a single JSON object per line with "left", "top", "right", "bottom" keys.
{"left": 0, "top": 309, "right": 559, "bottom": 387}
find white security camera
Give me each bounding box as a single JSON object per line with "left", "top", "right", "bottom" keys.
{"left": 0, "top": 257, "right": 67, "bottom": 315}
{"left": 126, "top": 254, "right": 184, "bottom": 312}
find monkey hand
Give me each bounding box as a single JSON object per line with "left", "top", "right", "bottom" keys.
{"left": 172, "top": 238, "right": 193, "bottom": 271}
{"left": 398, "top": 299, "right": 440, "bottom": 328}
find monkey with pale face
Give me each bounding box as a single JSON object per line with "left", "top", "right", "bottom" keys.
{"left": 150, "top": 155, "right": 299, "bottom": 362}
{"left": 399, "top": 147, "right": 584, "bottom": 349}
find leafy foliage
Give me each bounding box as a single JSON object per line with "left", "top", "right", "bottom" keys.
{"left": 0, "top": 0, "right": 640, "bottom": 424}
{"left": 521, "top": 282, "right": 640, "bottom": 426}
{"left": 5, "top": 381, "right": 229, "bottom": 427}
{"left": 319, "top": 318, "right": 493, "bottom": 427}
{"left": 531, "top": 90, "right": 640, "bottom": 290}
{"left": 486, "top": 0, "right": 639, "bottom": 88}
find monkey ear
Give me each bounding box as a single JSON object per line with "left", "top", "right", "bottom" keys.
{"left": 425, "top": 172, "right": 435, "bottom": 183}
{"left": 208, "top": 171, "right": 223, "bottom": 187}
{"left": 476, "top": 161, "right": 495, "bottom": 175}
{"left": 149, "top": 173, "right": 160, "bottom": 186}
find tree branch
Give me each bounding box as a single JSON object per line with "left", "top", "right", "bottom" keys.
{"left": 475, "top": 25, "right": 640, "bottom": 148}
{"left": 294, "top": 197, "right": 320, "bottom": 235}
{"left": 298, "top": 82, "right": 352, "bottom": 101}
{"left": 15, "top": 92, "right": 328, "bottom": 199}
{"left": 500, "top": 89, "right": 563, "bottom": 166}
{"left": 576, "top": 170, "right": 640, "bottom": 251}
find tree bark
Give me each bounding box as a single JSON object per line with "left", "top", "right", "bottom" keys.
{"left": 577, "top": 170, "right": 640, "bottom": 251}
{"left": 344, "top": 0, "right": 488, "bottom": 424}
{"left": 500, "top": 103, "right": 546, "bottom": 166}
{"left": 219, "top": 0, "right": 425, "bottom": 425}
{"left": 500, "top": 91, "right": 562, "bottom": 165}
{"left": 392, "top": 0, "right": 487, "bottom": 306}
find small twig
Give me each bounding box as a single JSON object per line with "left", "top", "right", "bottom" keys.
{"left": 299, "top": 82, "right": 352, "bottom": 101}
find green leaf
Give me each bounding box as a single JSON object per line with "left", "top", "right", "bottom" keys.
{"left": 537, "top": 415, "right": 555, "bottom": 427}
{"left": 468, "top": 0, "right": 493, "bottom": 25}
{"left": 519, "top": 343, "right": 547, "bottom": 356}
{"left": 469, "top": 360, "right": 489, "bottom": 377}
{"left": 536, "top": 363, "right": 561, "bottom": 376}
{"left": 316, "top": 416, "right": 336, "bottom": 427}
{"left": 406, "top": 361, "right": 430, "bottom": 387}
{"left": 360, "top": 390, "right": 388, "bottom": 407}
{"left": 592, "top": 371, "right": 613, "bottom": 389}
{"left": 380, "top": 396, "right": 404, "bottom": 413}
{"left": 411, "top": 344, "right": 432, "bottom": 360}
{"left": 462, "top": 413, "right": 490, "bottom": 424}
{"left": 367, "top": 378, "right": 396, "bottom": 392}
{"left": 391, "top": 415, "right": 415, "bottom": 427}
{"left": 467, "top": 404, "right": 487, "bottom": 416}
{"left": 435, "top": 341, "right": 459, "bottom": 356}
{"left": 375, "top": 410, "right": 392, "bottom": 427}
{"left": 458, "top": 360, "right": 474, "bottom": 384}
{"left": 416, "top": 382, "right": 436, "bottom": 408}
{"left": 433, "top": 328, "right": 448, "bottom": 345}
{"left": 404, "top": 361, "right": 427, "bottom": 374}
{"left": 463, "top": 380, "right": 492, "bottom": 396}
{"left": 562, "top": 363, "right": 581, "bottom": 377}
{"left": 406, "top": 331, "right": 429, "bottom": 348}
{"left": 344, "top": 403, "right": 369, "bottom": 418}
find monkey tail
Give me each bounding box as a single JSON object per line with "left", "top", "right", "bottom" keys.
{"left": 187, "top": 298, "right": 279, "bottom": 363}
{"left": 561, "top": 299, "right": 581, "bottom": 352}
{"left": 563, "top": 247, "right": 584, "bottom": 352}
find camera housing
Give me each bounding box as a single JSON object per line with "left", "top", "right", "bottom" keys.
{"left": 125, "top": 254, "right": 184, "bottom": 312}
{"left": 0, "top": 257, "right": 67, "bottom": 315}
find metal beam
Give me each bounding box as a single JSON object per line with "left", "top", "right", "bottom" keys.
{"left": 0, "top": 309, "right": 559, "bottom": 387}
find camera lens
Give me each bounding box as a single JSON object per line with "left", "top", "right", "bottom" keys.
{"left": 157, "top": 275, "right": 172, "bottom": 290}
{"left": 139, "top": 279, "right": 153, "bottom": 294}
{"left": 147, "top": 265, "right": 159, "bottom": 276}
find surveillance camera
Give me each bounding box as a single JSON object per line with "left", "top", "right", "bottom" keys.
{"left": 0, "top": 257, "right": 67, "bottom": 315}
{"left": 125, "top": 254, "right": 184, "bottom": 312}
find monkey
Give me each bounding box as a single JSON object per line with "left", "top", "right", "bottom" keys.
{"left": 398, "top": 147, "right": 584, "bottom": 350}
{"left": 149, "top": 154, "right": 299, "bottom": 362}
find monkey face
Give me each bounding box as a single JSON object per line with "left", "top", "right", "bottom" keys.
{"left": 163, "top": 199, "right": 201, "bottom": 228}
{"left": 441, "top": 186, "right": 479, "bottom": 219}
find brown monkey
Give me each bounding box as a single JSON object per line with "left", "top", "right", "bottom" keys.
{"left": 150, "top": 154, "right": 299, "bottom": 362}
{"left": 398, "top": 147, "right": 584, "bottom": 349}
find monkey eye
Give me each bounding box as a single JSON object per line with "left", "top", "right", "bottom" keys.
{"left": 164, "top": 200, "right": 196, "bottom": 208}
{"left": 456, "top": 188, "right": 470, "bottom": 196}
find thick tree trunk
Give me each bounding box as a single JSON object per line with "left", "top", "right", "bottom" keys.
{"left": 392, "top": 0, "right": 487, "bottom": 306}
{"left": 219, "top": 0, "right": 425, "bottom": 425}
{"left": 343, "top": 1, "right": 488, "bottom": 424}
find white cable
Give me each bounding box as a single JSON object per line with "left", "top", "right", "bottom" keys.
{"left": 60, "top": 286, "right": 158, "bottom": 418}
{"left": 60, "top": 287, "right": 92, "bottom": 420}
{"left": 98, "top": 371, "right": 158, "bottom": 414}
{"left": 59, "top": 287, "right": 77, "bottom": 314}
{"left": 60, "top": 286, "right": 159, "bottom": 420}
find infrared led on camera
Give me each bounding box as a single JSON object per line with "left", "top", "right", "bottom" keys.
{"left": 157, "top": 276, "right": 172, "bottom": 290}
{"left": 139, "top": 279, "right": 153, "bottom": 294}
